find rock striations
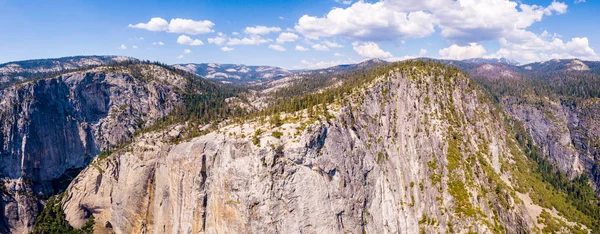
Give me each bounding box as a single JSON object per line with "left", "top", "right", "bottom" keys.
{"left": 0, "top": 63, "right": 184, "bottom": 233}
{"left": 63, "top": 64, "right": 550, "bottom": 233}
{"left": 1, "top": 58, "right": 597, "bottom": 234}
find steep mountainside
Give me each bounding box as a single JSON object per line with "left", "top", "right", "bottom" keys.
{"left": 1, "top": 57, "right": 599, "bottom": 234}
{"left": 173, "top": 63, "right": 292, "bottom": 84}
{"left": 0, "top": 61, "right": 242, "bottom": 234}
{"left": 58, "top": 62, "right": 596, "bottom": 233}
{"left": 469, "top": 61, "right": 600, "bottom": 195}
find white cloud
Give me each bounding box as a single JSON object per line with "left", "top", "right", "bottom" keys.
{"left": 269, "top": 44, "right": 286, "bottom": 51}
{"left": 352, "top": 41, "right": 393, "bottom": 58}
{"left": 276, "top": 32, "right": 299, "bottom": 44}
{"left": 152, "top": 41, "right": 165, "bottom": 46}
{"left": 177, "top": 35, "right": 204, "bottom": 46}
{"left": 575, "top": 0, "right": 585, "bottom": 3}
{"left": 132, "top": 45, "right": 138, "bottom": 49}
{"left": 129, "top": 17, "right": 214, "bottom": 35}
{"left": 227, "top": 35, "right": 270, "bottom": 45}
{"left": 184, "top": 49, "right": 192, "bottom": 54}
{"left": 323, "top": 40, "right": 343, "bottom": 48}
{"left": 168, "top": 18, "right": 215, "bottom": 34}
{"left": 232, "top": 32, "right": 240, "bottom": 35}
{"left": 296, "top": 45, "right": 309, "bottom": 51}
{"left": 244, "top": 26, "right": 281, "bottom": 35}
{"left": 221, "top": 46, "right": 235, "bottom": 52}
{"left": 383, "top": 0, "right": 568, "bottom": 42}
{"left": 334, "top": 52, "right": 343, "bottom": 56}
{"left": 295, "top": 0, "right": 569, "bottom": 43}
{"left": 419, "top": 49, "right": 427, "bottom": 56}
{"left": 545, "top": 1, "right": 568, "bottom": 15}
{"left": 129, "top": 17, "right": 169, "bottom": 31}
{"left": 279, "top": 16, "right": 285, "bottom": 20}
{"left": 438, "top": 43, "right": 486, "bottom": 60}
{"left": 295, "top": 1, "right": 437, "bottom": 41}
{"left": 312, "top": 44, "right": 329, "bottom": 51}
{"left": 177, "top": 55, "right": 184, "bottom": 59}
{"left": 208, "top": 32, "right": 228, "bottom": 45}
{"left": 120, "top": 44, "right": 127, "bottom": 50}
{"left": 489, "top": 32, "right": 598, "bottom": 63}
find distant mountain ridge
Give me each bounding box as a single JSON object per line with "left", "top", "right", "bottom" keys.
{"left": 0, "top": 55, "right": 133, "bottom": 87}
{"left": 173, "top": 63, "right": 292, "bottom": 83}
{"left": 0, "top": 55, "right": 131, "bottom": 74}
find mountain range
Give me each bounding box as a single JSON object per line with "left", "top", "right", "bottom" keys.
{"left": 0, "top": 55, "right": 599, "bottom": 233}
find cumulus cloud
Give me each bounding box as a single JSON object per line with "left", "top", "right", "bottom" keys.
{"left": 227, "top": 35, "right": 270, "bottom": 45}
{"left": 208, "top": 33, "right": 228, "bottom": 45}
{"left": 419, "top": 49, "right": 427, "bottom": 56}
{"left": 129, "top": 17, "right": 214, "bottom": 35}
{"left": 184, "top": 49, "right": 192, "bottom": 54}
{"left": 438, "top": 43, "right": 486, "bottom": 60}
{"left": 312, "top": 44, "right": 329, "bottom": 51}
{"left": 276, "top": 32, "right": 299, "bottom": 44}
{"left": 177, "top": 35, "right": 204, "bottom": 46}
{"left": 323, "top": 40, "right": 343, "bottom": 48}
{"left": 244, "top": 26, "right": 281, "bottom": 35}
{"left": 575, "top": 0, "right": 585, "bottom": 3}
{"left": 221, "top": 46, "right": 235, "bottom": 52}
{"left": 295, "top": 0, "right": 569, "bottom": 43}
{"left": 120, "top": 44, "right": 127, "bottom": 50}
{"left": 352, "top": 41, "right": 393, "bottom": 58}
{"left": 269, "top": 44, "right": 286, "bottom": 51}
{"left": 132, "top": 45, "right": 138, "bottom": 49}
{"left": 295, "top": 1, "right": 437, "bottom": 41}
{"left": 296, "top": 45, "right": 309, "bottom": 51}
{"left": 334, "top": 52, "right": 343, "bottom": 56}
{"left": 153, "top": 41, "right": 165, "bottom": 46}
{"left": 129, "top": 17, "right": 169, "bottom": 31}
{"left": 489, "top": 32, "right": 598, "bottom": 63}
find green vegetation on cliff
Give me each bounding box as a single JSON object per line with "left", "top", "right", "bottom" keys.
{"left": 32, "top": 193, "right": 94, "bottom": 234}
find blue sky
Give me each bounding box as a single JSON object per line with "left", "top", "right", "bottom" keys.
{"left": 1, "top": 0, "right": 599, "bottom": 69}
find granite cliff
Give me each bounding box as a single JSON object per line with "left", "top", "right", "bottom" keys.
{"left": 0, "top": 62, "right": 186, "bottom": 233}
{"left": 1, "top": 58, "right": 598, "bottom": 234}
{"left": 60, "top": 62, "right": 595, "bottom": 233}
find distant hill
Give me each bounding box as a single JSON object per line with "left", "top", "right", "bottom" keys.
{"left": 461, "top": 57, "right": 520, "bottom": 66}
{"left": 518, "top": 59, "right": 600, "bottom": 74}
{"left": 173, "top": 63, "right": 292, "bottom": 84}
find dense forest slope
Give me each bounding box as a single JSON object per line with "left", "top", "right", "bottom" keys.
{"left": 468, "top": 60, "right": 600, "bottom": 196}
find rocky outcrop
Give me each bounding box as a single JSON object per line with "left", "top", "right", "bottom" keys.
{"left": 63, "top": 66, "right": 538, "bottom": 233}
{"left": 0, "top": 64, "right": 184, "bottom": 233}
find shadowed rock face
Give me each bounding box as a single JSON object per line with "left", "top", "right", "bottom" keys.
{"left": 502, "top": 97, "right": 600, "bottom": 192}
{"left": 63, "top": 68, "right": 533, "bottom": 233}
{"left": 0, "top": 65, "right": 182, "bottom": 233}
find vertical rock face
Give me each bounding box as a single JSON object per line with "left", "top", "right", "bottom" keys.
{"left": 0, "top": 65, "right": 183, "bottom": 233}
{"left": 63, "top": 67, "right": 535, "bottom": 233}
{"left": 502, "top": 97, "right": 600, "bottom": 190}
